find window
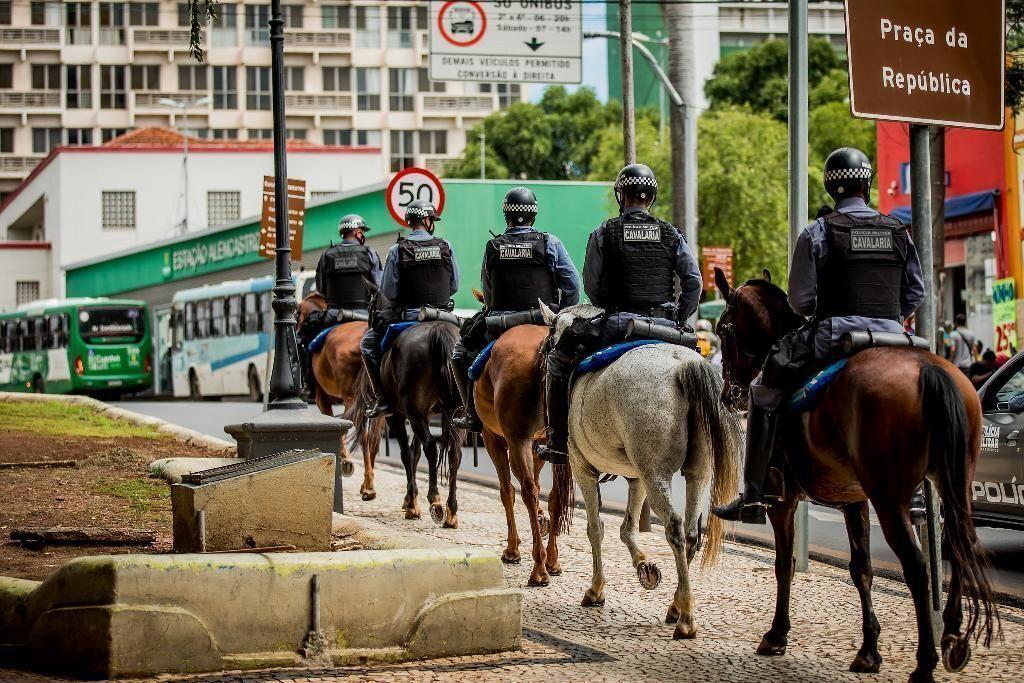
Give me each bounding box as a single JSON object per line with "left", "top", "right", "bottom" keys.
{"left": 419, "top": 130, "right": 447, "bottom": 155}
{"left": 31, "top": 2, "right": 62, "bottom": 26}
{"left": 388, "top": 68, "right": 416, "bottom": 111}
{"left": 245, "top": 4, "right": 270, "bottom": 45}
{"left": 178, "top": 64, "right": 207, "bottom": 91}
{"left": 389, "top": 130, "right": 414, "bottom": 173}
{"left": 497, "top": 83, "right": 521, "bottom": 110}
{"left": 183, "top": 302, "right": 196, "bottom": 340}
{"left": 0, "top": 128, "right": 12, "bottom": 154}
{"left": 355, "top": 68, "right": 380, "bottom": 110}
{"left": 322, "top": 66, "right": 350, "bottom": 91}
{"left": 248, "top": 128, "right": 272, "bottom": 140}
{"left": 209, "top": 129, "right": 237, "bottom": 140}
{"left": 101, "top": 191, "right": 136, "bottom": 230}
{"left": 16, "top": 282, "right": 39, "bottom": 307}
{"left": 196, "top": 300, "right": 211, "bottom": 338}
{"left": 0, "top": 1, "right": 12, "bottom": 24}
{"left": 212, "top": 4, "right": 237, "bottom": 46}
{"left": 128, "top": 2, "right": 157, "bottom": 26}
{"left": 387, "top": 6, "right": 413, "bottom": 48}
{"left": 286, "top": 128, "right": 307, "bottom": 140}
{"left": 66, "top": 128, "right": 93, "bottom": 145}
{"left": 66, "top": 3, "right": 92, "bottom": 45}
{"left": 243, "top": 293, "right": 259, "bottom": 333}
{"left": 284, "top": 66, "right": 304, "bottom": 92}
{"left": 321, "top": 4, "right": 349, "bottom": 29}
{"left": 130, "top": 65, "right": 160, "bottom": 90}
{"left": 100, "top": 65, "right": 127, "bottom": 108}
{"left": 101, "top": 128, "right": 128, "bottom": 143}
{"left": 418, "top": 68, "right": 445, "bottom": 93}
{"left": 213, "top": 66, "right": 237, "bottom": 109}
{"left": 210, "top": 298, "right": 225, "bottom": 337}
{"left": 0, "top": 65, "right": 11, "bottom": 90}
{"left": 207, "top": 190, "right": 240, "bottom": 226}
{"left": 32, "top": 64, "right": 61, "bottom": 90}
{"left": 66, "top": 65, "right": 92, "bottom": 108}
{"left": 227, "top": 295, "right": 242, "bottom": 336}
{"left": 259, "top": 292, "right": 272, "bottom": 333}
{"left": 246, "top": 66, "right": 270, "bottom": 109}
{"left": 32, "top": 127, "right": 61, "bottom": 154}
{"left": 99, "top": 3, "right": 127, "bottom": 45}
{"left": 19, "top": 319, "right": 38, "bottom": 351}
{"left": 283, "top": 4, "right": 302, "bottom": 27}
{"left": 354, "top": 5, "right": 380, "bottom": 48}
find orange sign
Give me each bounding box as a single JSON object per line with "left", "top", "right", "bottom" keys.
{"left": 702, "top": 246, "right": 734, "bottom": 291}
{"left": 259, "top": 176, "right": 306, "bottom": 261}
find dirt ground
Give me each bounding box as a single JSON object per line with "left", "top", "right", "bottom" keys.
{"left": 0, "top": 429, "right": 220, "bottom": 580}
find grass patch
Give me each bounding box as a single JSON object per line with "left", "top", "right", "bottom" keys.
{"left": 92, "top": 478, "right": 170, "bottom": 514}
{"left": 0, "top": 400, "right": 166, "bottom": 439}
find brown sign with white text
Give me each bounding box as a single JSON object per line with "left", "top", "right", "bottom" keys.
{"left": 702, "top": 246, "right": 734, "bottom": 292}
{"left": 259, "top": 176, "right": 306, "bottom": 261}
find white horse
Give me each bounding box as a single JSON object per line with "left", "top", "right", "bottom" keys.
{"left": 541, "top": 303, "right": 741, "bottom": 639}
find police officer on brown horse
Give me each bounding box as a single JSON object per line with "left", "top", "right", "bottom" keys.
{"left": 451, "top": 186, "right": 580, "bottom": 432}
{"left": 361, "top": 199, "right": 460, "bottom": 418}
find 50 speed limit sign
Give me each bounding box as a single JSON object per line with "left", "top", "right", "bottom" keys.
{"left": 386, "top": 167, "right": 446, "bottom": 226}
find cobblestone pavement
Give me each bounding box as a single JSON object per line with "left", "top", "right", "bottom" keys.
{"left": 4, "top": 461, "right": 1024, "bottom": 683}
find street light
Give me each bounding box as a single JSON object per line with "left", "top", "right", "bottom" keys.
{"left": 160, "top": 96, "right": 211, "bottom": 235}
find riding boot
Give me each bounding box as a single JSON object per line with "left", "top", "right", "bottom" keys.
{"left": 910, "top": 485, "right": 927, "bottom": 526}
{"left": 299, "top": 347, "right": 315, "bottom": 402}
{"left": 451, "top": 359, "right": 482, "bottom": 432}
{"left": 362, "top": 354, "right": 393, "bottom": 418}
{"left": 537, "top": 364, "right": 571, "bottom": 465}
{"left": 712, "top": 405, "right": 777, "bottom": 525}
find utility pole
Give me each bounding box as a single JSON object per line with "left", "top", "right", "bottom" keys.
{"left": 480, "top": 129, "right": 486, "bottom": 180}
{"left": 160, "top": 96, "right": 209, "bottom": 235}
{"left": 619, "top": 0, "right": 636, "bottom": 165}
{"left": 664, "top": 0, "right": 697, "bottom": 248}
{"left": 930, "top": 127, "right": 947, "bottom": 334}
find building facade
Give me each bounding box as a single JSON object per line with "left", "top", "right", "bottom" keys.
{"left": 0, "top": 0, "right": 525, "bottom": 201}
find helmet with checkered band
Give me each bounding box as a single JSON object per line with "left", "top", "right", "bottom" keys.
{"left": 614, "top": 163, "right": 658, "bottom": 210}
{"left": 823, "top": 147, "right": 873, "bottom": 200}
{"left": 337, "top": 214, "right": 370, "bottom": 238}
{"left": 502, "top": 186, "right": 538, "bottom": 226}
{"left": 404, "top": 199, "right": 441, "bottom": 228}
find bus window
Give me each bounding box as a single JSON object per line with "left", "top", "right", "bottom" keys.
{"left": 184, "top": 302, "right": 196, "bottom": 341}
{"left": 243, "top": 293, "right": 259, "bottom": 334}
{"left": 32, "top": 318, "right": 45, "bottom": 350}
{"left": 19, "top": 320, "right": 34, "bottom": 351}
{"left": 47, "top": 315, "right": 61, "bottom": 349}
{"left": 0, "top": 322, "right": 7, "bottom": 353}
{"left": 171, "top": 309, "right": 182, "bottom": 349}
{"left": 78, "top": 307, "right": 144, "bottom": 344}
{"left": 196, "top": 300, "right": 211, "bottom": 339}
{"left": 61, "top": 313, "right": 70, "bottom": 347}
{"left": 210, "top": 298, "right": 225, "bottom": 338}
{"left": 259, "top": 291, "right": 273, "bottom": 334}
{"left": 227, "top": 295, "right": 242, "bottom": 336}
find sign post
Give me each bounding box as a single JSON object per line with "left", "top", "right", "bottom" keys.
{"left": 428, "top": 1, "right": 582, "bottom": 84}
{"left": 386, "top": 167, "right": 446, "bottom": 226}
{"left": 259, "top": 175, "right": 306, "bottom": 261}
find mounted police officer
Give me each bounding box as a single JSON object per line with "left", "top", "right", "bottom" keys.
{"left": 713, "top": 147, "right": 926, "bottom": 524}
{"left": 537, "top": 163, "right": 702, "bottom": 464}
{"left": 298, "top": 214, "right": 382, "bottom": 391}
{"left": 360, "top": 199, "right": 459, "bottom": 418}
{"left": 450, "top": 186, "right": 581, "bottom": 431}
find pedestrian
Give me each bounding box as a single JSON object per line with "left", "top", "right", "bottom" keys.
{"left": 967, "top": 350, "right": 999, "bottom": 389}
{"left": 946, "top": 313, "right": 976, "bottom": 374}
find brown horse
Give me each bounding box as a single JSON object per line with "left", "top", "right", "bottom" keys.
{"left": 473, "top": 318, "right": 572, "bottom": 587}
{"left": 714, "top": 268, "right": 997, "bottom": 683}
{"left": 298, "top": 293, "right": 383, "bottom": 500}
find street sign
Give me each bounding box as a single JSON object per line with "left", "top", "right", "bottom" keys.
{"left": 993, "top": 277, "right": 1018, "bottom": 357}
{"left": 428, "top": 1, "right": 582, "bottom": 85}
{"left": 843, "top": 0, "right": 1006, "bottom": 130}
{"left": 702, "top": 246, "right": 734, "bottom": 292}
{"left": 259, "top": 176, "right": 306, "bottom": 261}
{"left": 386, "top": 167, "right": 446, "bottom": 227}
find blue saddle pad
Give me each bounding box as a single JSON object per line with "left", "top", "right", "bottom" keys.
{"left": 576, "top": 340, "right": 664, "bottom": 377}
{"left": 468, "top": 340, "right": 497, "bottom": 381}
{"left": 308, "top": 324, "right": 340, "bottom": 354}
{"left": 381, "top": 321, "right": 419, "bottom": 354}
{"left": 787, "top": 358, "right": 849, "bottom": 413}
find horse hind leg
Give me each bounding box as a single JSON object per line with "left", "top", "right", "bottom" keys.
{"left": 843, "top": 501, "right": 883, "bottom": 674}
{"left": 409, "top": 419, "right": 442, "bottom": 522}
{"left": 758, "top": 493, "right": 800, "bottom": 656}
{"left": 442, "top": 414, "right": 462, "bottom": 529}
{"left": 389, "top": 416, "right": 419, "bottom": 519}
{"left": 575, "top": 461, "right": 605, "bottom": 605}
{"left": 619, "top": 478, "right": 659, "bottom": 594}
{"left": 484, "top": 430, "right": 520, "bottom": 563}
{"left": 510, "top": 438, "right": 548, "bottom": 587}
{"left": 642, "top": 477, "right": 695, "bottom": 639}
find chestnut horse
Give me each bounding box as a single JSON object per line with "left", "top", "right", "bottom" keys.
{"left": 714, "top": 268, "right": 997, "bottom": 683}
{"left": 298, "top": 293, "right": 382, "bottom": 499}
{"left": 473, "top": 319, "right": 572, "bottom": 587}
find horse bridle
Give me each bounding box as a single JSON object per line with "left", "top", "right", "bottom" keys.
{"left": 717, "top": 285, "right": 769, "bottom": 408}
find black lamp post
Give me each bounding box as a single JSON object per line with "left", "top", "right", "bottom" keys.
{"left": 223, "top": 0, "right": 350, "bottom": 512}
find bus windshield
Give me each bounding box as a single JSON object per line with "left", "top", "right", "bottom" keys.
{"left": 78, "top": 306, "right": 145, "bottom": 343}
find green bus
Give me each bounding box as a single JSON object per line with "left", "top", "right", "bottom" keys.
{"left": 0, "top": 298, "right": 153, "bottom": 396}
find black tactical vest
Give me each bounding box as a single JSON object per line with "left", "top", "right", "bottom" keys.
{"left": 320, "top": 243, "right": 374, "bottom": 307}
{"left": 816, "top": 212, "right": 909, "bottom": 319}
{"left": 396, "top": 236, "right": 454, "bottom": 307}
{"left": 600, "top": 212, "right": 680, "bottom": 310}
{"left": 483, "top": 230, "right": 557, "bottom": 311}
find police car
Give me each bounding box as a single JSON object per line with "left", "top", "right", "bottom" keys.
{"left": 974, "top": 351, "right": 1024, "bottom": 531}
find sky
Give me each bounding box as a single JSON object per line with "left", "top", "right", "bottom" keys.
{"left": 528, "top": 3, "right": 609, "bottom": 102}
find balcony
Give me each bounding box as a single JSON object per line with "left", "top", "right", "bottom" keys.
{"left": 0, "top": 156, "right": 45, "bottom": 178}
{"left": 285, "top": 29, "right": 352, "bottom": 50}
{"left": 0, "top": 28, "right": 62, "bottom": 51}
{"left": 132, "top": 91, "right": 211, "bottom": 113}
{"left": 285, "top": 93, "right": 354, "bottom": 113}
{"left": 0, "top": 91, "right": 61, "bottom": 110}
{"left": 130, "top": 28, "right": 197, "bottom": 55}
{"left": 420, "top": 154, "right": 459, "bottom": 177}
{"left": 419, "top": 94, "right": 497, "bottom": 116}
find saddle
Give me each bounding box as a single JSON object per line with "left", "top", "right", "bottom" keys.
{"left": 468, "top": 340, "right": 497, "bottom": 381}
{"left": 380, "top": 321, "right": 419, "bottom": 354}
{"left": 308, "top": 324, "right": 340, "bottom": 354}
{"left": 575, "top": 340, "right": 664, "bottom": 378}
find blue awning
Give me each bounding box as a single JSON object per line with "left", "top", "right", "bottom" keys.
{"left": 890, "top": 189, "right": 997, "bottom": 223}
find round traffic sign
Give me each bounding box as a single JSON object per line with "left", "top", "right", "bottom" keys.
{"left": 386, "top": 167, "right": 446, "bottom": 227}
{"left": 437, "top": 1, "right": 487, "bottom": 47}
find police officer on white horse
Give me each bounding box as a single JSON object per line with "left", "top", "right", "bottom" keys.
{"left": 538, "top": 163, "right": 702, "bottom": 464}
{"left": 713, "top": 147, "right": 926, "bottom": 524}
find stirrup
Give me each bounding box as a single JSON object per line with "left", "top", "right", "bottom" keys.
{"left": 365, "top": 400, "right": 393, "bottom": 418}
{"left": 453, "top": 411, "right": 482, "bottom": 432}
{"left": 712, "top": 497, "right": 767, "bottom": 525}
{"left": 537, "top": 444, "right": 569, "bottom": 465}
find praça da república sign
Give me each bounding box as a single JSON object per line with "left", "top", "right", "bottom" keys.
{"left": 844, "top": 0, "right": 1005, "bottom": 129}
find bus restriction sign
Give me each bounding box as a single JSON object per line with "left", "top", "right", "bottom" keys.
{"left": 386, "top": 167, "right": 446, "bottom": 227}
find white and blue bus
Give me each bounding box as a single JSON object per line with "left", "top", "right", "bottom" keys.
{"left": 170, "top": 272, "right": 315, "bottom": 400}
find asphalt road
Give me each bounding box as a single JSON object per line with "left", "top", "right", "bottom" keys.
{"left": 117, "top": 399, "right": 1024, "bottom": 599}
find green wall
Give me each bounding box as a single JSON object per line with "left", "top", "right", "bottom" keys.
{"left": 65, "top": 180, "right": 613, "bottom": 310}
{"left": 606, "top": 2, "right": 669, "bottom": 110}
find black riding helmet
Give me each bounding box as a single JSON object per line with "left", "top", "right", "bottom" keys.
{"left": 614, "top": 163, "right": 658, "bottom": 210}
{"left": 404, "top": 199, "right": 441, "bottom": 228}
{"left": 338, "top": 213, "right": 370, "bottom": 237}
{"left": 502, "top": 186, "right": 538, "bottom": 226}
{"left": 823, "top": 147, "right": 873, "bottom": 200}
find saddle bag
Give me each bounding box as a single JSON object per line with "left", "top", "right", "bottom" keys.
{"left": 337, "top": 309, "right": 369, "bottom": 324}
{"left": 484, "top": 309, "right": 546, "bottom": 335}
{"left": 625, "top": 319, "right": 698, "bottom": 349}
{"left": 840, "top": 330, "right": 930, "bottom": 355}
{"left": 418, "top": 305, "right": 466, "bottom": 329}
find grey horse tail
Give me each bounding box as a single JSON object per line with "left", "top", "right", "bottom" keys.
{"left": 677, "top": 359, "right": 741, "bottom": 567}
{"left": 432, "top": 323, "right": 465, "bottom": 484}
{"left": 343, "top": 367, "right": 383, "bottom": 457}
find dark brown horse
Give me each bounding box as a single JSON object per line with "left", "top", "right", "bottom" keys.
{"left": 714, "top": 268, "right": 997, "bottom": 683}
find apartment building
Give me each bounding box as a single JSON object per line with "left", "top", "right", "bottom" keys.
{"left": 0, "top": 0, "right": 526, "bottom": 201}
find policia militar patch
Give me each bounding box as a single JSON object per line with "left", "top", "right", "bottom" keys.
{"left": 414, "top": 246, "right": 443, "bottom": 261}
{"left": 850, "top": 228, "right": 894, "bottom": 252}
{"left": 623, "top": 225, "right": 661, "bottom": 242}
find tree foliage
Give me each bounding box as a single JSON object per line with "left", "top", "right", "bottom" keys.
{"left": 1008, "top": 0, "right": 1024, "bottom": 114}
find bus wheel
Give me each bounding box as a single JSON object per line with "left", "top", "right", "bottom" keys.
{"left": 247, "top": 366, "right": 262, "bottom": 402}
{"left": 188, "top": 370, "right": 202, "bottom": 401}
{"left": 32, "top": 374, "right": 45, "bottom": 394}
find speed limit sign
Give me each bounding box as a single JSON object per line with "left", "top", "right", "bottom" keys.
{"left": 386, "top": 167, "right": 446, "bottom": 226}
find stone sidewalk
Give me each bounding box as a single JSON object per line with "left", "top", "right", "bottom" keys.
{"left": 5, "top": 460, "right": 1024, "bottom": 683}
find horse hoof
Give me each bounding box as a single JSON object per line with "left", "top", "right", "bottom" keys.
{"left": 665, "top": 606, "right": 680, "bottom": 624}
{"left": 538, "top": 515, "right": 551, "bottom": 539}
{"left": 673, "top": 621, "right": 697, "bottom": 640}
{"left": 501, "top": 551, "right": 521, "bottom": 565}
{"left": 637, "top": 561, "right": 661, "bottom": 590}
{"left": 546, "top": 562, "right": 562, "bottom": 576}
{"left": 361, "top": 491, "right": 376, "bottom": 501}
{"left": 340, "top": 460, "right": 355, "bottom": 478}
{"left": 527, "top": 574, "right": 550, "bottom": 588}
{"left": 442, "top": 513, "right": 458, "bottom": 529}
{"left": 429, "top": 503, "right": 445, "bottom": 526}
{"left": 849, "top": 650, "right": 882, "bottom": 674}
{"left": 941, "top": 635, "right": 971, "bottom": 673}
{"left": 756, "top": 634, "right": 787, "bottom": 657}
{"left": 405, "top": 509, "right": 421, "bottom": 520}
{"left": 581, "top": 591, "right": 605, "bottom": 607}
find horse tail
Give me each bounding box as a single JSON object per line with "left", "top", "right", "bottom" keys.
{"left": 432, "top": 323, "right": 465, "bottom": 484}
{"left": 677, "top": 359, "right": 741, "bottom": 567}
{"left": 551, "top": 461, "right": 575, "bottom": 536}
{"left": 919, "top": 363, "right": 998, "bottom": 647}
{"left": 343, "top": 366, "right": 374, "bottom": 454}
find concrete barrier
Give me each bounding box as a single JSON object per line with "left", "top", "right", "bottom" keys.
{"left": 0, "top": 549, "right": 520, "bottom": 678}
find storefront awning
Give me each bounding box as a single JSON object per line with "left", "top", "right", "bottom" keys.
{"left": 890, "top": 189, "right": 997, "bottom": 223}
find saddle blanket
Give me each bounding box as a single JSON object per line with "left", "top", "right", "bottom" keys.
{"left": 468, "top": 340, "right": 497, "bottom": 381}
{"left": 308, "top": 324, "right": 340, "bottom": 354}
{"left": 575, "top": 340, "right": 664, "bottom": 377}
{"left": 787, "top": 358, "right": 848, "bottom": 413}
{"left": 381, "top": 321, "right": 419, "bottom": 354}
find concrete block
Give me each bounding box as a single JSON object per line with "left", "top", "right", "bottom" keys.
{"left": 171, "top": 450, "right": 334, "bottom": 552}
{"left": 149, "top": 457, "right": 244, "bottom": 484}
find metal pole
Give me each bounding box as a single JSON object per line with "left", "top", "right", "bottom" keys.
{"left": 480, "top": 129, "right": 485, "bottom": 180}
{"left": 619, "top": 0, "right": 636, "bottom": 165}
{"left": 788, "top": 0, "right": 810, "bottom": 573}
{"left": 183, "top": 105, "right": 190, "bottom": 233}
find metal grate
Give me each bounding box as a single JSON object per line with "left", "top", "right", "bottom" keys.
{"left": 181, "top": 448, "right": 322, "bottom": 485}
